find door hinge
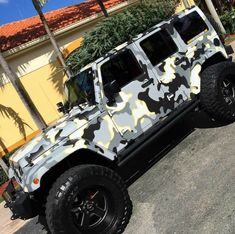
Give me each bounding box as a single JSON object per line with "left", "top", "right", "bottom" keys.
{"left": 167, "top": 93, "right": 174, "bottom": 101}
{"left": 121, "top": 129, "right": 135, "bottom": 141}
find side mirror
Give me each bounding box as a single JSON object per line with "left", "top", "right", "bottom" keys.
{"left": 104, "top": 80, "right": 121, "bottom": 106}
{"left": 104, "top": 80, "right": 121, "bottom": 95}
{"left": 56, "top": 102, "right": 66, "bottom": 114}
{"left": 109, "top": 80, "right": 121, "bottom": 94}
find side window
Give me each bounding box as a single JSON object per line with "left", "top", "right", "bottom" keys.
{"left": 174, "top": 11, "right": 209, "bottom": 44}
{"left": 101, "top": 50, "right": 143, "bottom": 88}
{"left": 140, "top": 29, "right": 177, "bottom": 66}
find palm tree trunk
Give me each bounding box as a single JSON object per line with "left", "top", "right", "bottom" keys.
{"left": 32, "top": 0, "right": 71, "bottom": 77}
{"left": 96, "top": 0, "right": 109, "bottom": 17}
{"left": 182, "top": 0, "right": 190, "bottom": 8}
{"left": 0, "top": 52, "right": 47, "bottom": 130}
{"left": 213, "top": 0, "right": 223, "bottom": 14}
{"left": 0, "top": 158, "right": 8, "bottom": 177}
{"left": 205, "top": 0, "right": 226, "bottom": 33}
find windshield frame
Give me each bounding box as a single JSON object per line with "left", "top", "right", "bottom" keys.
{"left": 64, "top": 66, "right": 96, "bottom": 109}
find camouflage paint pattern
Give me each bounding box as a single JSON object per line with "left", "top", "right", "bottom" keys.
{"left": 9, "top": 6, "right": 228, "bottom": 192}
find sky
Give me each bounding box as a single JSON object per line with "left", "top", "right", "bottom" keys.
{"left": 0, "top": 0, "right": 85, "bottom": 25}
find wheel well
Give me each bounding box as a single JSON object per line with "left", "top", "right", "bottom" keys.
{"left": 33, "top": 150, "right": 117, "bottom": 210}
{"left": 201, "top": 53, "right": 227, "bottom": 72}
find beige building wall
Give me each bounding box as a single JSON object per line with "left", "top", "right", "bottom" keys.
{"left": 0, "top": 27, "right": 92, "bottom": 156}
{"left": 0, "top": 0, "right": 194, "bottom": 157}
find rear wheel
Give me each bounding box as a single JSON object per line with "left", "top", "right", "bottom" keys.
{"left": 200, "top": 61, "right": 235, "bottom": 122}
{"left": 46, "top": 165, "right": 132, "bottom": 234}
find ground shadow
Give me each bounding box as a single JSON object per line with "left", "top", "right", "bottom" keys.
{"left": 48, "top": 60, "right": 66, "bottom": 96}
{"left": 0, "top": 104, "right": 32, "bottom": 140}
{"left": 14, "top": 216, "right": 50, "bottom": 234}
{"left": 121, "top": 108, "right": 231, "bottom": 186}
{"left": 187, "top": 109, "right": 230, "bottom": 129}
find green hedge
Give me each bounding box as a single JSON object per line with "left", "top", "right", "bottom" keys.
{"left": 66, "top": 0, "right": 179, "bottom": 74}
{"left": 0, "top": 150, "right": 17, "bottom": 186}
{"left": 0, "top": 168, "right": 8, "bottom": 186}
{"left": 220, "top": 9, "right": 235, "bottom": 34}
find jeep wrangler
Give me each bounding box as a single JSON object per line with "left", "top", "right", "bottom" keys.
{"left": 3, "top": 6, "right": 235, "bottom": 234}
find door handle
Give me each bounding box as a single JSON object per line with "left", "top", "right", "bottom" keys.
{"left": 167, "top": 93, "right": 174, "bottom": 101}
{"left": 142, "top": 78, "right": 153, "bottom": 88}
{"left": 175, "top": 57, "right": 185, "bottom": 65}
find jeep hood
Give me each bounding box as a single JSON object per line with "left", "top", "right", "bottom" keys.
{"left": 10, "top": 105, "right": 99, "bottom": 168}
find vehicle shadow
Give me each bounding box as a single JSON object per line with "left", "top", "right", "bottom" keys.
{"left": 14, "top": 216, "right": 50, "bottom": 234}
{"left": 187, "top": 109, "right": 230, "bottom": 129}
{"left": 121, "top": 108, "right": 231, "bottom": 186}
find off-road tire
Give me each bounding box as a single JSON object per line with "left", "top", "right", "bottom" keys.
{"left": 45, "top": 165, "right": 132, "bottom": 234}
{"left": 201, "top": 61, "right": 235, "bottom": 122}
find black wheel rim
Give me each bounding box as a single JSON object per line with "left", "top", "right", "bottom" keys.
{"left": 70, "top": 187, "right": 115, "bottom": 232}
{"left": 221, "top": 77, "right": 235, "bottom": 106}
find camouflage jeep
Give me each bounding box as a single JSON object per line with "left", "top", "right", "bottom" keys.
{"left": 3, "top": 6, "right": 235, "bottom": 234}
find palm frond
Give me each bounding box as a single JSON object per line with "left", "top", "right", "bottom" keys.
{"left": 0, "top": 104, "right": 32, "bottom": 140}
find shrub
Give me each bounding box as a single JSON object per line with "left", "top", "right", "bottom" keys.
{"left": 220, "top": 9, "right": 235, "bottom": 34}
{"left": 0, "top": 168, "right": 8, "bottom": 186}
{"left": 0, "top": 150, "right": 18, "bottom": 186}
{"left": 66, "top": 0, "right": 179, "bottom": 74}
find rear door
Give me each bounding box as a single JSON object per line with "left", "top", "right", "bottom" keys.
{"left": 134, "top": 28, "right": 191, "bottom": 117}
{"left": 173, "top": 10, "right": 212, "bottom": 94}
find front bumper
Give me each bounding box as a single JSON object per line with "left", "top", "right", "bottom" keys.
{"left": 2, "top": 180, "right": 37, "bottom": 220}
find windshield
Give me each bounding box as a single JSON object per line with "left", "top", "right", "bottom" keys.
{"left": 64, "top": 68, "right": 95, "bottom": 108}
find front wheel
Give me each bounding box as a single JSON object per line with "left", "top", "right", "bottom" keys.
{"left": 46, "top": 165, "right": 132, "bottom": 234}
{"left": 200, "top": 61, "right": 235, "bottom": 122}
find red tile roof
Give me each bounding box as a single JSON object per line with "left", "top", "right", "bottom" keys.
{"left": 0, "top": 0, "right": 125, "bottom": 52}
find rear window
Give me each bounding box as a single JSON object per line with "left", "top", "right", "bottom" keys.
{"left": 140, "top": 29, "right": 177, "bottom": 66}
{"left": 174, "top": 11, "right": 208, "bottom": 44}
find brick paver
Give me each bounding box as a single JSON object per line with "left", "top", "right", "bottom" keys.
{"left": 0, "top": 202, "right": 29, "bottom": 234}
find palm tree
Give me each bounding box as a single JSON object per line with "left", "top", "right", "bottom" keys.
{"left": 96, "top": 0, "right": 109, "bottom": 17}
{"left": 0, "top": 103, "right": 34, "bottom": 176}
{"left": 32, "top": 0, "right": 71, "bottom": 78}
{"left": 0, "top": 157, "right": 8, "bottom": 177}
{"left": 0, "top": 52, "right": 47, "bottom": 130}
{"left": 182, "top": 0, "right": 190, "bottom": 8}
{"left": 32, "top": 0, "right": 108, "bottom": 78}
{"left": 0, "top": 52, "right": 48, "bottom": 175}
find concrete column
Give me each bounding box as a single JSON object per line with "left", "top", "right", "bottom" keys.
{"left": 204, "top": 0, "right": 226, "bottom": 34}
{"left": 0, "top": 159, "right": 8, "bottom": 177}
{"left": 182, "top": 0, "right": 191, "bottom": 8}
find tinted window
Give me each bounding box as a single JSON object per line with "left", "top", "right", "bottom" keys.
{"left": 140, "top": 29, "right": 177, "bottom": 66}
{"left": 174, "top": 11, "right": 208, "bottom": 44}
{"left": 65, "top": 68, "right": 95, "bottom": 106}
{"left": 101, "top": 50, "right": 143, "bottom": 88}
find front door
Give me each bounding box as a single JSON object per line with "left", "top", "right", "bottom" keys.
{"left": 98, "top": 47, "right": 165, "bottom": 140}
